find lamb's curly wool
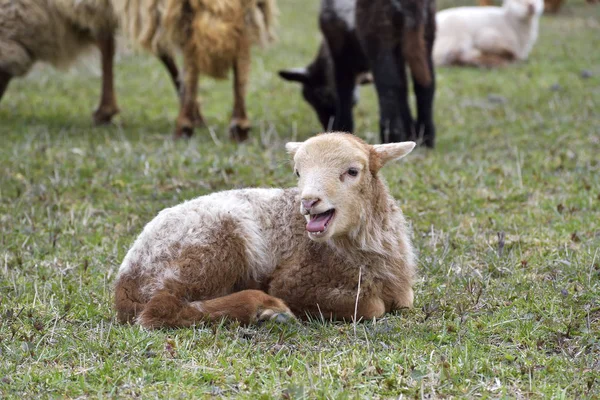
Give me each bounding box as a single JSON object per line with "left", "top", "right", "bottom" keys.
{"left": 0, "top": 0, "right": 116, "bottom": 77}
{"left": 114, "top": 133, "right": 417, "bottom": 328}
{"left": 115, "top": 0, "right": 277, "bottom": 79}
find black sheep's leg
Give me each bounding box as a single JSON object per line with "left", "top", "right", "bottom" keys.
{"left": 331, "top": 61, "right": 356, "bottom": 132}
{"left": 369, "top": 46, "right": 413, "bottom": 143}
{"left": 411, "top": 13, "right": 436, "bottom": 148}
{"left": 0, "top": 69, "right": 11, "bottom": 103}
{"left": 411, "top": 55, "right": 435, "bottom": 148}
{"left": 320, "top": 23, "right": 357, "bottom": 133}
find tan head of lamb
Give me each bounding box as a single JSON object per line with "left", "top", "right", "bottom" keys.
{"left": 286, "top": 133, "right": 415, "bottom": 242}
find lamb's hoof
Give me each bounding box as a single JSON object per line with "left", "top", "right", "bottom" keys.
{"left": 229, "top": 119, "right": 251, "bottom": 142}
{"left": 257, "top": 308, "right": 296, "bottom": 324}
{"left": 93, "top": 106, "right": 119, "bottom": 126}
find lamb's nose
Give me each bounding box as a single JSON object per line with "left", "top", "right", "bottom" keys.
{"left": 301, "top": 198, "right": 320, "bottom": 210}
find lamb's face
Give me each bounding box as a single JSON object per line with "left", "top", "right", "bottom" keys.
{"left": 506, "top": 0, "right": 544, "bottom": 18}
{"left": 286, "top": 133, "right": 415, "bottom": 242}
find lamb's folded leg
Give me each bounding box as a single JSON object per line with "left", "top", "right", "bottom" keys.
{"left": 0, "top": 69, "right": 11, "bottom": 103}
{"left": 137, "top": 289, "right": 295, "bottom": 329}
{"left": 229, "top": 35, "right": 251, "bottom": 142}
{"left": 174, "top": 53, "right": 200, "bottom": 138}
{"left": 159, "top": 53, "right": 205, "bottom": 128}
{"left": 474, "top": 52, "right": 514, "bottom": 68}
{"left": 93, "top": 32, "right": 119, "bottom": 125}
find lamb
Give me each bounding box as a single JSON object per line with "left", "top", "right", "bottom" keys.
{"left": 433, "top": 0, "right": 544, "bottom": 68}
{"left": 113, "top": 0, "right": 278, "bottom": 140}
{"left": 0, "top": 0, "right": 195, "bottom": 125}
{"left": 279, "top": 0, "right": 436, "bottom": 147}
{"left": 114, "top": 132, "right": 417, "bottom": 328}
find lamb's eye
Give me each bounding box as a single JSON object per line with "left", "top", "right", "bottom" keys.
{"left": 295, "top": 169, "right": 300, "bottom": 178}
{"left": 348, "top": 168, "right": 359, "bottom": 177}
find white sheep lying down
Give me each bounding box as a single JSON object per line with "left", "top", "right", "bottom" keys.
{"left": 433, "top": 0, "right": 544, "bottom": 67}
{"left": 114, "top": 133, "right": 417, "bottom": 328}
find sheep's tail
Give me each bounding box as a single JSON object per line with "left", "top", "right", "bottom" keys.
{"left": 246, "top": 0, "right": 279, "bottom": 47}
{"left": 402, "top": 24, "right": 432, "bottom": 87}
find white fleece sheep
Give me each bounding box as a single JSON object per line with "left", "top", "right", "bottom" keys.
{"left": 0, "top": 0, "right": 120, "bottom": 123}
{"left": 114, "top": 133, "right": 417, "bottom": 328}
{"left": 433, "top": 0, "right": 544, "bottom": 67}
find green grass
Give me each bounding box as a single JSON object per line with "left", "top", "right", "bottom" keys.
{"left": 1, "top": 0, "right": 599, "bottom": 397}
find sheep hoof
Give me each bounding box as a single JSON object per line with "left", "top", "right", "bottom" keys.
{"left": 257, "top": 308, "right": 295, "bottom": 324}
{"left": 92, "top": 105, "right": 119, "bottom": 126}
{"left": 229, "top": 119, "right": 251, "bottom": 142}
{"left": 174, "top": 122, "right": 194, "bottom": 139}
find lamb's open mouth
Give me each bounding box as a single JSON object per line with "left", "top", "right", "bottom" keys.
{"left": 306, "top": 209, "right": 335, "bottom": 236}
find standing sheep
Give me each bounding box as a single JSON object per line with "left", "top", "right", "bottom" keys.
{"left": 114, "top": 0, "right": 278, "bottom": 140}
{"left": 279, "top": 0, "right": 436, "bottom": 147}
{"left": 433, "top": 0, "right": 544, "bottom": 67}
{"left": 114, "top": 133, "right": 417, "bottom": 328}
{"left": 0, "top": 0, "right": 196, "bottom": 125}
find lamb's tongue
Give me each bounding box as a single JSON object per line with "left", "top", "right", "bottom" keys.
{"left": 306, "top": 213, "right": 330, "bottom": 232}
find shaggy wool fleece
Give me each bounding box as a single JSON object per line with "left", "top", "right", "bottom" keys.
{"left": 114, "top": 0, "right": 277, "bottom": 78}
{"left": 0, "top": 0, "right": 116, "bottom": 76}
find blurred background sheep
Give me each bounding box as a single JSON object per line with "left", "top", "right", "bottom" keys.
{"left": 0, "top": 0, "right": 122, "bottom": 124}
{"left": 434, "top": 0, "right": 545, "bottom": 67}
{"left": 0, "top": 0, "right": 276, "bottom": 140}
{"left": 114, "top": 0, "right": 278, "bottom": 140}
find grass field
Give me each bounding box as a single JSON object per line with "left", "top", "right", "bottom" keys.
{"left": 1, "top": 0, "right": 599, "bottom": 397}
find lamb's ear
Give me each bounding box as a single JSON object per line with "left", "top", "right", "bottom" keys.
{"left": 285, "top": 142, "right": 303, "bottom": 158}
{"left": 372, "top": 142, "right": 416, "bottom": 167}
{"left": 279, "top": 68, "right": 310, "bottom": 84}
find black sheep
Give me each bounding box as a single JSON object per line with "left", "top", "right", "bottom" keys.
{"left": 280, "top": 0, "right": 436, "bottom": 147}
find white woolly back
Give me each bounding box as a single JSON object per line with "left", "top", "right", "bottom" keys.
{"left": 118, "top": 188, "right": 285, "bottom": 283}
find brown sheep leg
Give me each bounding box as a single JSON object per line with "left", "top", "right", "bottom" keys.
{"left": 159, "top": 54, "right": 205, "bottom": 128}
{"left": 474, "top": 52, "right": 514, "bottom": 68}
{"left": 137, "top": 289, "right": 295, "bottom": 329}
{"left": 544, "top": 0, "right": 565, "bottom": 13}
{"left": 93, "top": 32, "right": 119, "bottom": 125}
{"left": 0, "top": 70, "right": 11, "bottom": 103}
{"left": 229, "top": 36, "right": 251, "bottom": 142}
{"left": 174, "top": 55, "right": 200, "bottom": 139}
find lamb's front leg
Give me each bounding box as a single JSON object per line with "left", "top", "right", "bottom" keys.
{"left": 269, "top": 278, "right": 386, "bottom": 321}
{"left": 302, "top": 290, "right": 386, "bottom": 321}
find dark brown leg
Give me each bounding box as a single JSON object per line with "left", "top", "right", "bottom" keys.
{"left": 0, "top": 69, "right": 12, "bottom": 103}
{"left": 159, "top": 53, "right": 206, "bottom": 128}
{"left": 229, "top": 36, "right": 251, "bottom": 142}
{"left": 93, "top": 32, "right": 119, "bottom": 125}
{"left": 174, "top": 54, "right": 200, "bottom": 139}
